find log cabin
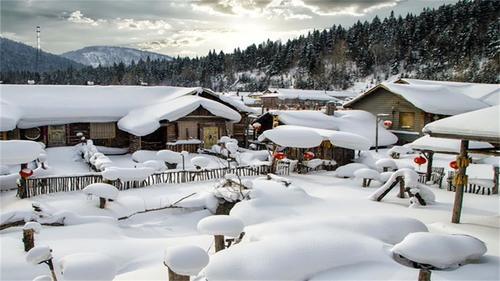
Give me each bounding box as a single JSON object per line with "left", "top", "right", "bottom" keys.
{"left": 260, "top": 88, "right": 354, "bottom": 111}
{"left": 0, "top": 85, "right": 254, "bottom": 153}
{"left": 344, "top": 79, "right": 499, "bottom": 143}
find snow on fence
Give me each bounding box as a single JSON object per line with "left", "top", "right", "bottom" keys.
{"left": 23, "top": 164, "right": 288, "bottom": 198}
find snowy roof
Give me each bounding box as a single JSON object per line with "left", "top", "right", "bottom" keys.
{"left": 423, "top": 105, "right": 500, "bottom": 144}
{"left": 212, "top": 92, "right": 257, "bottom": 113}
{"left": 259, "top": 110, "right": 397, "bottom": 146}
{"left": 263, "top": 88, "right": 342, "bottom": 101}
{"left": 345, "top": 80, "right": 498, "bottom": 115}
{"left": 0, "top": 84, "right": 241, "bottom": 136}
{"left": 409, "top": 135, "right": 494, "bottom": 153}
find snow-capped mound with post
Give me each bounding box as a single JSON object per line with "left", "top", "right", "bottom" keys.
{"left": 23, "top": 222, "right": 42, "bottom": 233}
{"left": 334, "top": 163, "right": 368, "bottom": 178}
{"left": 392, "top": 232, "right": 487, "bottom": 269}
{"left": 118, "top": 95, "right": 241, "bottom": 136}
{"left": 0, "top": 140, "right": 43, "bottom": 165}
{"left": 102, "top": 167, "right": 155, "bottom": 181}
{"left": 375, "top": 158, "right": 398, "bottom": 171}
{"left": 197, "top": 215, "right": 245, "bottom": 237}
{"left": 191, "top": 156, "right": 210, "bottom": 170}
{"left": 26, "top": 245, "right": 52, "bottom": 264}
{"left": 157, "top": 150, "right": 183, "bottom": 164}
{"left": 58, "top": 253, "right": 117, "bottom": 281}
{"left": 83, "top": 183, "right": 119, "bottom": 201}
{"left": 354, "top": 168, "right": 380, "bottom": 181}
{"left": 137, "top": 160, "right": 167, "bottom": 172}
{"left": 164, "top": 245, "right": 209, "bottom": 276}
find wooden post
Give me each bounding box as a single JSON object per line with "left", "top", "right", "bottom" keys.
{"left": 424, "top": 151, "right": 434, "bottom": 182}
{"left": 22, "top": 229, "right": 35, "bottom": 252}
{"left": 418, "top": 268, "right": 431, "bottom": 281}
{"left": 46, "top": 259, "right": 58, "bottom": 281}
{"left": 168, "top": 267, "right": 189, "bottom": 281}
{"left": 398, "top": 176, "right": 405, "bottom": 198}
{"left": 99, "top": 197, "right": 106, "bottom": 209}
{"left": 452, "top": 140, "right": 469, "bottom": 224}
{"left": 214, "top": 235, "right": 225, "bottom": 252}
{"left": 493, "top": 166, "right": 499, "bottom": 195}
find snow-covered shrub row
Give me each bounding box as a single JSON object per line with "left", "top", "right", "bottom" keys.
{"left": 211, "top": 136, "right": 239, "bottom": 158}
{"left": 77, "top": 140, "right": 114, "bottom": 172}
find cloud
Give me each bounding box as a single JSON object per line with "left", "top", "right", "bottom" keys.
{"left": 67, "top": 10, "right": 106, "bottom": 26}
{"left": 116, "top": 19, "right": 172, "bottom": 31}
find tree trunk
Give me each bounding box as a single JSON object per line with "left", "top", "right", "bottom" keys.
{"left": 22, "top": 229, "right": 35, "bottom": 252}
{"left": 215, "top": 201, "right": 236, "bottom": 215}
{"left": 452, "top": 140, "right": 469, "bottom": 224}
{"left": 168, "top": 267, "right": 189, "bottom": 281}
{"left": 214, "top": 235, "right": 225, "bottom": 252}
{"left": 99, "top": 197, "right": 106, "bottom": 209}
{"left": 418, "top": 268, "right": 431, "bottom": 281}
{"left": 425, "top": 151, "right": 434, "bottom": 183}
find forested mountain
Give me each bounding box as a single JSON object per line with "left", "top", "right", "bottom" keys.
{"left": 1, "top": 0, "right": 498, "bottom": 91}
{"left": 0, "top": 37, "right": 84, "bottom": 72}
{"left": 61, "top": 46, "right": 171, "bottom": 67}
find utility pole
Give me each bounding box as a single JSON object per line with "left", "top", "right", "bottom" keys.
{"left": 36, "top": 26, "right": 41, "bottom": 79}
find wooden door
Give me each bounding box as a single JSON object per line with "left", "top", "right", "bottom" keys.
{"left": 48, "top": 125, "right": 66, "bottom": 146}
{"left": 203, "top": 127, "right": 219, "bottom": 148}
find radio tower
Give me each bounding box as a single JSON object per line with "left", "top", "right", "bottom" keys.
{"left": 36, "top": 26, "right": 41, "bottom": 75}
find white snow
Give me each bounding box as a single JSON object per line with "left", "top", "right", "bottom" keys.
{"left": 26, "top": 245, "right": 52, "bottom": 264}
{"left": 409, "top": 135, "right": 493, "bottom": 153}
{"left": 0, "top": 140, "right": 43, "bottom": 165}
{"left": 118, "top": 95, "right": 241, "bottom": 136}
{"left": 423, "top": 105, "right": 500, "bottom": 141}
{"left": 264, "top": 88, "right": 344, "bottom": 101}
{"left": 375, "top": 158, "right": 398, "bottom": 171}
{"left": 102, "top": 167, "right": 155, "bottom": 181}
{"left": 58, "top": 253, "right": 117, "bottom": 281}
{"left": 137, "top": 160, "right": 167, "bottom": 172}
{"left": 354, "top": 168, "right": 380, "bottom": 181}
{"left": 23, "top": 222, "right": 42, "bottom": 233}
{"left": 190, "top": 156, "right": 210, "bottom": 169}
{"left": 156, "top": 150, "right": 182, "bottom": 164}
{"left": 392, "top": 232, "right": 487, "bottom": 269}
{"left": 164, "top": 245, "right": 209, "bottom": 276}
{"left": 334, "top": 163, "right": 368, "bottom": 178}
{"left": 258, "top": 125, "right": 324, "bottom": 148}
{"left": 197, "top": 215, "right": 244, "bottom": 237}
{"left": 304, "top": 159, "right": 323, "bottom": 169}
{"left": 32, "top": 275, "right": 51, "bottom": 281}
{"left": 82, "top": 183, "right": 119, "bottom": 200}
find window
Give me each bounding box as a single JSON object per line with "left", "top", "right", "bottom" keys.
{"left": 399, "top": 112, "right": 415, "bottom": 129}
{"left": 90, "top": 123, "right": 116, "bottom": 139}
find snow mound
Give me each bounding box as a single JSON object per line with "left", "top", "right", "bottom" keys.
{"left": 304, "top": 159, "right": 323, "bottom": 169}
{"left": 164, "top": 245, "right": 209, "bottom": 276}
{"left": 334, "top": 163, "right": 368, "bottom": 178}
{"left": 32, "top": 275, "right": 51, "bottom": 281}
{"left": 83, "top": 183, "right": 119, "bottom": 200}
{"left": 259, "top": 125, "right": 324, "bottom": 148}
{"left": 191, "top": 156, "right": 210, "bottom": 169}
{"left": 157, "top": 150, "right": 182, "bottom": 164}
{"left": 392, "top": 233, "right": 487, "bottom": 269}
{"left": 23, "top": 221, "right": 42, "bottom": 233}
{"left": 197, "top": 215, "right": 245, "bottom": 237}
{"left": 379, "top": 172, "right": 395, "bottom": 183}
{"left": 59, "top": 253, "right": 117, "bottom": 281}
{"left": 354, "top": 168, "right": 380, "bottom": 180}
{"left": 175, "top": 192, "right": 219, "bottom": 213}
{"left": 138, "top": 160, "right": 167, "bottom": 172}
{"left": 102, "top": 167, "right": 154, "bottom": 181}
{"left": 131, "top": 150, "right": 158, "bottom": 163}
{"left": 375, "top": 158, "right": 398, "bottom": 171}
{"left": 26, "top": 245, "right": 52, "bottom": 264}
{"left": 0, "top": 140, "right": 43, "bottom": 165}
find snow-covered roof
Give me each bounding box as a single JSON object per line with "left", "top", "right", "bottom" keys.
{"left": 423, "top": 105, "right": 500, "bottom": 144}
{"left": 260, "top": 110, "right": 397, "bottom": 146}
{"left": 212, "top": 92, "right": 257, "bottom": 113}
{"left": 263, "top": 88, "right": 342, "bottom": 101}
{"left": 0, "top": 84, "right": 241, "bottom": 136}
{"left": 345, "top": 80, "right": 499, "bottom": 115}
{"left": 409, "top": 135, "right": 494, "bottom": 153}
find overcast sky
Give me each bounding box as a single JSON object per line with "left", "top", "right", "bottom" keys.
{"left": 1, "top": 0, "right": 458, "bottom": 57}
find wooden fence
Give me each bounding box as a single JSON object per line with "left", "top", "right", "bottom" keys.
{"left": 24, "top": 163, "right": 289, "bottom": 198}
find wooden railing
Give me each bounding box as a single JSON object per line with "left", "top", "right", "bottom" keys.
{"left": 24, "top": 163, "right": 289, "bottom": 198}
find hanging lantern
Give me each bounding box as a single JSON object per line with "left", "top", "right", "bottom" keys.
{"left": 449, "top": 160, "right": 458, "bottom": 170}
{"left": 414, "top": 156, "right": 427, "bottom": 165}
{"left": 19, "top": 168, "right": 33, "bottom": 178}
{"left": 273, "top": 152, "right": 286, "bottom": 160}
{"left": 303, "top": 151, "right": 315, "bottom": 160}
{"left": 383, "top": 120, "right": 393, "bottom": 128}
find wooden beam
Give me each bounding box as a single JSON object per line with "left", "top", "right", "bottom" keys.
{"left": 451, "top": 140, "right": 469, "bottom": 224}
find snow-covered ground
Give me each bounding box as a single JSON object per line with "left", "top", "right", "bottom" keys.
{"left": 1, "top": 147, "right": 498, "bottom": 280}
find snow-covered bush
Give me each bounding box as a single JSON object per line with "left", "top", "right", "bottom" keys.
{"left": 392, "top": 232, "right": 487, "bottom": 269}
{"left": 164, "top": 245, "right": 209, "bottom": 277}
{"left": 59, "top": 253, "right": 117, "bottom": 281}
{"left": 334, "top": 163, "right": 368, "bottom": 178}
{"left": 157, "top": 150, "right": 183, "bottom": 166}
{"left": 191, "top": 156, "right": 210, "bottom": 170}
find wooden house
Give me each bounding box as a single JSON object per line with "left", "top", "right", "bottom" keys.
{"left": 0, "top": 85, "right": 249, "bottom": 153}
{"left": 260, "top": 88, "right": 346, "bottom": 111}
{"left": 344, "top": 79, "right": 499, "bottom": 143}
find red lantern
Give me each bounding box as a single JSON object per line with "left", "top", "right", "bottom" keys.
{"left": 449, "top": 160, "right": 458, "bottom": 170}
{"left": 273, "top": 152, "right": 286, "bottom": 160}
{"left": 303, "top": 151, "right": 315, "bottom": 160}
{"left": 19, "top": 168, "right": 33, "bottom": 178}
{"left": 383, "top": 120, "right": 393, "bottom": 128}
{"left": 414, "top": 156, "right": 427, "bottom": 165}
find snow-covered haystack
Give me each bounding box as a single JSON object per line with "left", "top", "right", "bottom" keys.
{"left": 392, "top": 233, "right": 487, "bottom": 269}
{"left": 191, "top": 156, "right": 210, "bottom": 170}
{"left": 137, "top": 160, "right": 167, "bottom": 172}
{"left": 375, "top": 158, "right": 398, "bottom": 172}
{"left": 0, "top": 140, "right": 43, "bottom": 165}
{"left": 59, "top": 253, "right": 117, "bottom": 281}
{"left": 83, "top": 183, "right": 119, "bottom": 209}
{"left": 198, "top": 215, "right": 245, "bottom": 238}
{"left": 334, "top": 163, "right": 368, "bottom": 178}
{"left": 26, "top": 245, "right": 52, "bottom": 264}
{"left": 102, "top": 167, "right": 154, "bottom": 182}
{"left": 354, "top": 168, "right": 380, "bottom": 187}
{"left": 164, "top": 245, "right": 209, "bottom": 277}
{"left": 202, "top": 231, "right": 386, "bottom": 280}
{"left": 369, "top": 168, "right": 435, "bottom": 207}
